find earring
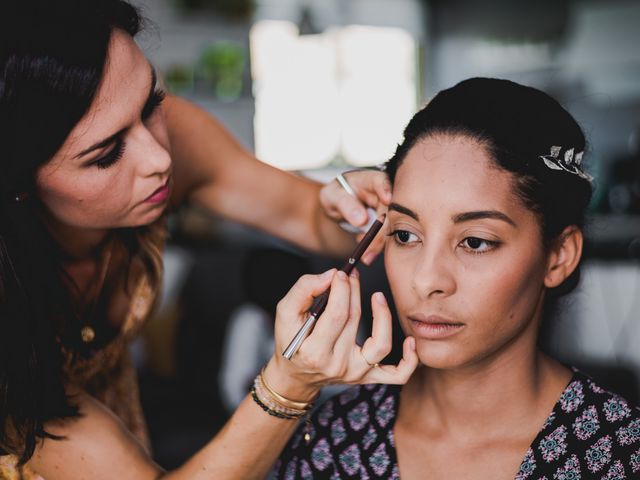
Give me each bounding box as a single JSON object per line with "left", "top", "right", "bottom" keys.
{"left": 14, "top": 192, "right": 29, "bottom": 203}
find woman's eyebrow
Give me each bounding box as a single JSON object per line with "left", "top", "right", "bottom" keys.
{"left": 452, "top": 210, "right": 517, "bottom": 227}
{"left": 388, "top": 202, "right": 419, "bottom": 221}
{"left": 74, "top": 65, "right": 157, "bottom": 159}
{"left": 389, "top": 203, "right": 517, "bottom": 228}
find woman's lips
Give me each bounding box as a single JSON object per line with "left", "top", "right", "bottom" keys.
{"left": 407, "top": 314, "right": 465, "bottom": 339}
{"left": 144, "top": 179, "right": 170, "bottom": 204}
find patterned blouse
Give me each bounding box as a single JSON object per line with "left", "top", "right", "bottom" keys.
{"left": 272, "top": 370, "right": 640, "bottom": 479}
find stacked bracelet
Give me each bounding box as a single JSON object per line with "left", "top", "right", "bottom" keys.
{"left": 250, "top": 368, "right": 316, "bottom": 420}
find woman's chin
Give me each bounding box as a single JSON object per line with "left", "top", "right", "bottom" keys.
{"left": 415, "top": 341, "right": 470, "bottom": 370}
{"left": 130, "top": 206, "right": 166, "bottom": 227}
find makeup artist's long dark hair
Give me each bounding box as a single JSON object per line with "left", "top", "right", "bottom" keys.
{"left": 0, "top": 0, "right": 162, "bottom": 464}
{"left": 385, "top": 78, "right": 593, "bottom": 297}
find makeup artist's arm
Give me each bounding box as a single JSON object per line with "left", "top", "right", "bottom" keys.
{"left": 163, "top": 95, "right": 391, "bottom": 257}
{"left": 26, "top": 272, "right": 418, "bottom": 480}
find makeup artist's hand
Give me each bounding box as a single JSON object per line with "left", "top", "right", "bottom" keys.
{"left": 263, "top": 268, "right": 418, "bottom": 402}
{"left": 319, "top": 170, "right": 391, "bottom": 265}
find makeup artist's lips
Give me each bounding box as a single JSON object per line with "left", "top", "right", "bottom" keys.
{"left": 407, "top": 314, "right": 465, "bottom": 339}
{"left": 144, "top": 179, "right": 171, "bottom": 204}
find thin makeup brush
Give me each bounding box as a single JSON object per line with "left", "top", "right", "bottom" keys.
{"left": 282, "top": 214, "right": 386, "bottom": 360}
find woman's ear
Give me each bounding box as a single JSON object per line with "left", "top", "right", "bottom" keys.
{"left": 544, "top": 225, "right": 583, "bottom": 288}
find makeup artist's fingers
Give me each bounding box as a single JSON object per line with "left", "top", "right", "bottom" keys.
{"left": 359, "top": 227, "right": 387, "bottom": 265}
{"left": 355, "top": 212, "right": 388, "bottom": 265}
{"left": 358, "top": 292, "right": 394, "bottom": 365}
{"left": 319, "top": 179, "right": 366, "bottom": 226}
{"left": 332, "top": 270, "right": 363, "bottom": 357}
{"left": 303, "top": 271, "right": 352, "bottom": 355}
{"left": 274, "top": 269, "right": 336, "bottom": 334}
{"left": 363, "top": 336, "right": 418, "bottom": 385}
{"left": 319, "top": 170, "right": 390, "bottom": 228}
{"left": 346, "top": 170, "right": 392, "bottom": 209}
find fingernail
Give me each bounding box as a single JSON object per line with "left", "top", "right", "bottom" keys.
{"left": 409, "top": 337, "right": 416, "bottom": 350}
{"left": 351, "top": 209, "right": 365, "bottom": 223}
{"left": 321, "top": 269, "right": 334, "bottom": 280}
{"left": 350, "top": 268, "right": 359, "bottom": 278}
{"left": 362, "top": 252, "right": 375, "bottom": 265}
{"left": 374, "top": 292, "right": 386, "bottom": 305}
{"left": 337, "top": 270, "right": 348, "bottom": 280}
{"left": 383, "top": 181, "right": 392, "bottom": 198}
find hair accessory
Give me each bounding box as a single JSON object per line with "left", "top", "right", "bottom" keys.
{"left": 539, "top": 146, "right": 593, "bottom": 182}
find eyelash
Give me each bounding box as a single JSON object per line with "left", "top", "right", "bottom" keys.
{"left": 387, "top": 230, "right": 418, "bottom": 246}
{"left": 142, "top": 89, "right": 166, "bottom": 120}
{"left": 93, "top": 138, "right": 125, "bottom": 170}
{"left": 91, "top": 89, "right": 166, "bottom": 170}
{"left": 388, "top": 230, "right": 501, "bottom": 255}
{"left": 459, "top": 237, "right": 501, "bottom": 255}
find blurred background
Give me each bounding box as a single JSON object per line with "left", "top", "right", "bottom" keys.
{"left": 129, "top": 0, "right": 640, "bottom": 469}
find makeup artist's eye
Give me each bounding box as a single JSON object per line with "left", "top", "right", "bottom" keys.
{"left": 388, "top": 229, "right": 419, "bottom": 246}
{"left": 459, "top": 237, "right": 500, "bottom": 254}
{"left": 91, "top": 139, "right": 125, "bottom": 170}
{"left": 142, "top": 89, "right": 166, "bottom": 121}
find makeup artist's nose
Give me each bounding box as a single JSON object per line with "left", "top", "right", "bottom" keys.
{"left": 411, "top": 243, "right": 457, "bottom": 299}
{"left": 130, "top": 123, "right": 172, "bottom": 178}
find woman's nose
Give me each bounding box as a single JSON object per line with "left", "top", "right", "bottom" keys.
{"left": 411, "top": 243, "right": 457, "bottom": 299}
{"left": 131, "top": 123, "right": 172, "bottom": 177}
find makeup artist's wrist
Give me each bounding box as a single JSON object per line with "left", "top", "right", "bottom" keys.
{"left": 263, "top": 357, "right": 320, "bottom": 403}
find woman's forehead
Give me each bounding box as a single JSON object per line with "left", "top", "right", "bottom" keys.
{"left": 391, "top": 136, "right": 526, "bottom": 220}
{"left": 50, "top": 30, "right": 151, "bottom": 164}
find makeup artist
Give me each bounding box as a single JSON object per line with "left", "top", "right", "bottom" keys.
{"left": 0, "top": 1, "right": 418, "bottom": 478}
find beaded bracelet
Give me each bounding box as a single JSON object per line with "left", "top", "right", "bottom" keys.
{"left": 250, "top": 385, "right": 299, "bottom": 420}
{"left": 253, "top": 376, "right": 310, "bottom": 418}
{"left": 250, "top": 371, "right": 316, "bottom": 420}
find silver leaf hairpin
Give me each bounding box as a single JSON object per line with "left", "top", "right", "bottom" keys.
{"left": 539, "top": 146, "right": 593, "bottom": 182}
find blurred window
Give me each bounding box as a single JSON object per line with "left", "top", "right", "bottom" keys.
{"left": 250, "top": 20, "right": 417, "bottom": 170}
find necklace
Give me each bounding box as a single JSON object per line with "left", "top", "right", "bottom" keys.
{"left": 78, "top": 239, "right": 114, "bottom": 344}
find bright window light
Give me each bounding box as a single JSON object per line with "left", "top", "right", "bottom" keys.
{"left": 250, "top": 20, "right": 417, "bottom": 170}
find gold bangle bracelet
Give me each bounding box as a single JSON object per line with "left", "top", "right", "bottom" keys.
{"left": 259, "top": 368, "right": 315, "bottom": 411}
{"left": 254, "top": 379, "right": 308, "bottom": 417}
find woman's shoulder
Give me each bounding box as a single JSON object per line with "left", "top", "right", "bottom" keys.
{"left": 561, "top": 369, "right": 640, "bottom": 428}
{"left": 271, "top": 384, "right": 402, "bottom": 479}
{"left": 525, "top": 369, "right": 640, "bottom": 478}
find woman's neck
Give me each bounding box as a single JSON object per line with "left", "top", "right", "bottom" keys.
{"left": 42, "top": 212, "right": 110, "bottom": 260}
{"left": 400, "top": 333, "right": 572, "bottom": 443}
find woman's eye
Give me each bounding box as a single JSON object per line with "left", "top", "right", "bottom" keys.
{"left": 92, "top": 139, "right": 125, "bottom": 170}
{"left": 389, "top": 229, "right": 419, "bottom": 245}
{"left": 460, "top": 237, "right": 499, "bottom": 254}
{"left": 142, "top": 89, "right": 166, "bottom": 121}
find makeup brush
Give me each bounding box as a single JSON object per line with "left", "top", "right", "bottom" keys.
{"left": 282, "top": 214, "right": 386, "bottom": 360}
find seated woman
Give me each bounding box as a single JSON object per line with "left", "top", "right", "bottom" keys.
{"left": 273, "top": 78, "right": 640, "bottom": 479}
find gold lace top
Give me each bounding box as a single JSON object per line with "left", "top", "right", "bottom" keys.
{"left": 0, "top": 237, "right": 162, "bottom": 480}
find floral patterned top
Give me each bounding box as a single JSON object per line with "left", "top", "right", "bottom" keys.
{"left": 271, "top": 370, "right": 640, "bottom": 479}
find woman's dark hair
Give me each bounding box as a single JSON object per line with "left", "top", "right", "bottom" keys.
{"left": 386, "top": 78, "right": 593, "bottom": 296}
{"left": 0, "top": 0, "right": 147, "bottom": 464}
